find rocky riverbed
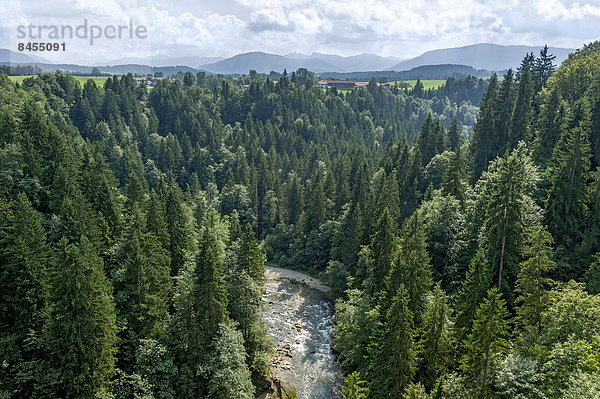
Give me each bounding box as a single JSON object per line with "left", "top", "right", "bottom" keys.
{"left": 260, "top": 266, "right": 341, "bottom": 399}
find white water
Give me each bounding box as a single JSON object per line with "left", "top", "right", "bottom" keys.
{"left": 261, "top": 267, "right": 342, "bottom": 398}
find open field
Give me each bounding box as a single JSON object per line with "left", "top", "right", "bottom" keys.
{"left": 7, "top": 75, "right": 111, "bottom": 86}
{"left": 390, "top": 79, "right": 446, "bottom": 89}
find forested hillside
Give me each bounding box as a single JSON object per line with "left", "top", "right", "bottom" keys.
{"left": 1, "top": 41, "right": 599, "bottom": 398}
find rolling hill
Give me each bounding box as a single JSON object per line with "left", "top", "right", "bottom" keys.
{"left": 390, "top": 43, "right": 574, "bottom": 71}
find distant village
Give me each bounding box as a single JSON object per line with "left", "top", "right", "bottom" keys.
{"left": 317, "top": 80, "right": 394, "bottom": 89}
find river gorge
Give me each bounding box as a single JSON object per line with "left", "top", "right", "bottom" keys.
{"left": 261, "top": 267, "right": 342, "bottom": 399}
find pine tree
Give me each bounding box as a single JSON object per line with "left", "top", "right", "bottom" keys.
{"left": 533, "top": 87, "right": 565, "bottom": 168}
{"left": 387, "top": 212, "right": 432, "bottom": 317}
{"left": 441, "top": 145, "right": 468, "bottom": 203}
{"left": 510, "top": 55, "right": 535, "bottom": 148}
{"left": 534, "top": 45, "right": 556, "bottom": 91}
{"left": 417, "top": 283, "right": 452, "bottom": 390}
{"left": 341, "top": 371, "right": 369, "bottom": 399}
{"left": 285, "top": 172, "right": 303, "bottom": 225}
{"left": 460, "top": 288, "right": 509, "bottom": 398}
{"left": 545, "top": 104, "right": 592, "bottom": 277}
{"left": 237, "top": 226, "right": 266, "bottom": 283}
{"left": 45, "top": 236, "right": 118, "bottom": 397}
{"left": 453, "top": 249, "right": 491, "bottom": 349}
{"left": 166, "top": 186, "right": 189, "bottom": 276}
{"left": 194, "top": 212, "right": 229, "bottom": 346}
{"left": 370, "top": 208, "right": 398, "bottom": 293}
{"left": 515, "top": 225, "right": 555, "bottom": 332}
{"left": 471, "top": 74, "right": 499, "bottom": 182}
{"left": 495, "top": 69, "right": 515, "bottom": 154}
{"left": 369, "top": 284, "right": 415, "bottom": 398}
{"left": 0, "top": 193, "right": 49, "bottom": 396}
{"left": 117, "top": 203, "right": 172, "bottom": 366}
{"left": 447, "top": 117, "right": 460, "bottom": 151}
{"left": 484, "top": 147, "right": 527, "bottom": 302}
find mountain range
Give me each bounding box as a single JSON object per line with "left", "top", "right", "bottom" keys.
{"left": 389, "top": 43, "right": 574, "bottom": 71}
{"left": 1, "top": 43, "right": 577, "bottom": 77}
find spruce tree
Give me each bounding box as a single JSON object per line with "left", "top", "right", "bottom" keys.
{"left": 460, "top": 288, "right": 509, "bottom": 398}
{"left": 166, "top": 185, "right": 189, "bottom": 276}
{"left": 470, "top": 74, "right": 499, "bottom": 182}
{"left": 515, "top": 225, "right": 555, "bottom": 332}
{"left": 496, "top": 69, "right": 515, "bottom": 154}
{"left": 510, "top": 56, "right": 535, "bottom": 148}
{"left": 117, "top": 203, "right": 172, "bottom": 366}
{"left": 370, "top": 208, "right": 398, "bottom": 293}
{"left": 45, "top": 236, "right": 118, "bottom": 397}
{"left": 447, "top": 117, "right": 460, "bottom": 151}
{"left": 387, "top": 212, "right": 432, "bottom": 317}
{"left": 484, "top": 147, "right": 527, "bottom": 302}
{"left": 441, "top": 145, "right": 468, "bottom": 203}
{"left": 0, "top": 193, "right": 49, "bottom": 396}
{"left": 369, "top": 284, "right": 415, "bottom": 399}
{"left": 545, "top": 104, "right": 592, "bottom": 277}
{"left": 453, "top": 249, "right": 491, "bottom": 349}
{"left": 533, "top": 87, "right": 565, "bottom": 168}
{"left": 194, "top": 212, "right": 229, "bottom": 347}
{"left": 237, "top": 226, "right": 266, "bottom": 283}
{"left": 417, "top": 283, "right": 452, "bottom": 390}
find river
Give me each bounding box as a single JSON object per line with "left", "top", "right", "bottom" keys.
{"left": 261, "top": 266, "right": 342, "bottom": 399}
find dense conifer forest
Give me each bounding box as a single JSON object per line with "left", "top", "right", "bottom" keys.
{"left": 1, "top": 42, "right": 600, "bottom": 398}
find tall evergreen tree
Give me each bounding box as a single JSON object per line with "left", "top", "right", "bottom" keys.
{"left": 417, "top": 283, "right": 452, "bottom": 390}
{"left": 387, "top": 212, "right": 432, "bottom": 317}
{"left": 165, "top": 185, "right": 189, "bottom": 277}
{"left": 441, "top": 145, "right": 468, "bottom": 203}
{"left": 545, "top": 104, "right": 592, "bottom": 277}
{"left": 471, "top": 74, "right": 499, "bottom": 182}
{"left": 370, "top": 208, "right": 398, "bottom": 293}
{"left": 447, "top": 117, "right": 460, "bottom": 151}
{"left": 369, "top": 284, "right": 415, "bottom": 399}
{"left": 117, "top": 203, "right": 172, "bottom": 367}
{"left": 453, "top": 249, "right": 492, "bottom": 349}
{"left": 510, "top": 55, "right": 535, "bottom": 148}
{"left": 484, "top": 147, "right": 527, "bottom": 302}
{"left": 533, "top": 87, "right": 565, "bottom": 168}
{"left": 515, "top": 225, "right": 555, "bottom": 332}
{"left": 0, "top": 193, "right": 49, "bottom": 396}
{"left": 194, "top": 213, "right": 229, "bottom": 347}
{"left": 44, "top": 236, "right": 118, "bottom": 398}
{"left": 460, "top": 288, "right": 509, "bottom": 398}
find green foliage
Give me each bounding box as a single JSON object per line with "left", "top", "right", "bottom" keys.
{"left": 0, "top": 193, "right": 49, "bottom": 396}
{"left": 545, "top": 104, "right": 592, "bottom": 277}
{"left": 135, "top": 339, "right": 177, "bottom": 399}
{"left": 45, "top": 236, "right": 118, "bottom": 397}
{"left": 461, "top": 288, "right": 510, "bottom": 398}
{"left": 387, "top": 212, "right": 432, "bottom": 317}
{"left": 454, "top": 248, "right": 492, "bottom": 352}
{"left": 493, "top": 354, "right": 545, "bottom": 399}
{"left": 341, "top": 371, "right": 369, "bottom": 399}
{"left": 202, "top": 322, "right": 254, "bottom": 399}
{"left": 515, "top": 225, "right": 555, "bottom": 332}
{"left": 333, "top": 289, "right": 377, "bottom": 372}
{"left": 2, "top": 43, "right": 600, "bottom": 397}
{"left": 417, "top": 284, "right": 452, "bottom": 389}
{"left": 483, "top": 145, "right": 529, "bottom": 302}
{"left": 369, "top": 284, "right": 415, "bottom": 399}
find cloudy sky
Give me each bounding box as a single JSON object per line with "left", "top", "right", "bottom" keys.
{"left": 2, "top": 0, "right": 600, "bottom": 64}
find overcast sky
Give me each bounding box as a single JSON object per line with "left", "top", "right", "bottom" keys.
{"left": 2, "top": 0, "right": 600, "bottom": 64}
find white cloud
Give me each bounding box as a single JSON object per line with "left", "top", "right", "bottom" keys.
{"left": 1, "top": 0, "right": 599, "bottom": 63}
